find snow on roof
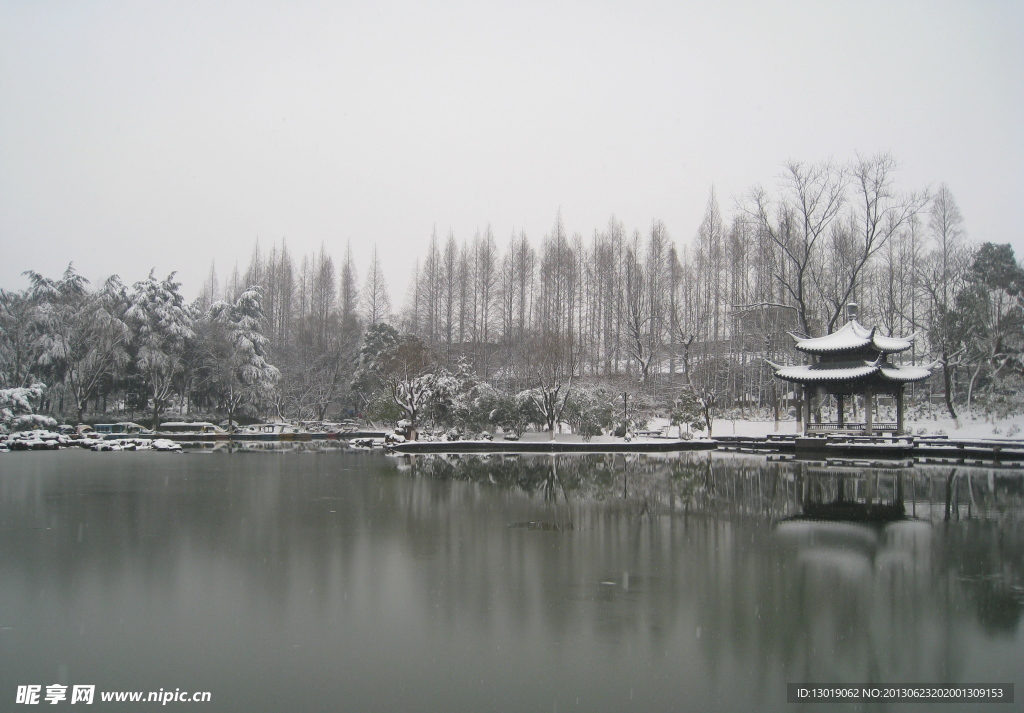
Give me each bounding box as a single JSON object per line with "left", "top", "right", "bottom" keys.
{"left": 771, "top": 359, "right": 936, "bottom": 384}
{"left": 871, "top": 333, "right": 913, "bottom": 353}
{"left": 793, "top": 320, "right": 913, "bottom": 354}
{"left": 793, "top": 322, "right": 870, "bottom": 353}
{"left": 773, "top": 362, "right": 879, "bottom": 383}
{"left": 879, "top": 365, "right": 934, "bottom": 382}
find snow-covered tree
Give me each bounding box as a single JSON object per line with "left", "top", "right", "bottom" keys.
{"left": 31, "top": 272, "right": 131, "bottom": 422}
{"left": 126, "top": 271, "right": 196, "bottom": 428}
{"left": 952, "top": 243, "right": 1024, "bottom": 413}
{"left": 350, "top": 325, "right": 450, "bottom": 431}
{"left": 0, "top": 383, "right": 53, "bottom": 432}
{"left": 387, "top": 370, "right": 445, "bottom": 428}
{"left": 417, "top": 369, "right": 465, "bottom": 427}
{"left": 518, "top": 331, "right": 575, "bottom": 439}
{"left": 378, "top": 336, "right": 434, "bottom": 427}
{"left": 671, "top": 388, "right": 706, "bottom": 437}
{"left": 450, "top": 380, "right": 502, "bottom": 432}
{"left": 521, "top": 382, "right": 571, "bottom": 440}
{"left": 0, "top": 287, "right": 46, "bottom": 389}
{"left": 564, "top": 384, "right": 616, "bottom": 439}
{"left": 203, "top": 287, "right": 280, "bottom": 428}
{"left": 350, "top": 323, "right": 401, "bottom": 411}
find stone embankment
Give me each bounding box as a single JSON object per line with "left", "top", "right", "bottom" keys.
{"left": 390, "top": 433, "right": 1024, "bottom": 465}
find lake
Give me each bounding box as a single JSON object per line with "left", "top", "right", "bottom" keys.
{"left": 1, "top": 447, "right": 1022, "bottom": 711}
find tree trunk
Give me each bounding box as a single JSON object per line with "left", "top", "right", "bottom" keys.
{"left": 942, "top": 350, "right": 957, "bottom": 420}
{"left": 966, "top": 361, "right": 983, "bottom": 413}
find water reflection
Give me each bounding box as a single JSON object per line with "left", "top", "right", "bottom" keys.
{"left": 399, "top": 451, "right": 1024, "bottom": 523}
{"left": 176, "top": 439, "right": 351, "bottom": 453}
{"left": 1, "top": 450, "right": 1022, "bottom": 712}
{"left": 401, "top": 452, "right": 1024, "bottom": 687}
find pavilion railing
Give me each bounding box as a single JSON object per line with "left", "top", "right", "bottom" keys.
{"left": 805, "top": 422, "right": 899, "bottom": 433}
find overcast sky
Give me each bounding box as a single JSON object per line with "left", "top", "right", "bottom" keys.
{"left": 2, "top": 0, "right": 1021, "bottom": 303}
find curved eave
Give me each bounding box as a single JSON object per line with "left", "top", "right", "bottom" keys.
{"left": 879, "top": 366, "right": 934, "bottom": 383}
{"left": 793, "top": 322, "right": 871, "bottom": 354}
{"left": 774, "top": 364, "right": 879, "bottom": 383}
{"left": 793, "top": 320, "right": 915, "bottom": 355}
{"left": 772, "top": 362, "right": 935, "bottom": 385}
{"left": 871, "top": 335, "right": 913, "bottom": 353}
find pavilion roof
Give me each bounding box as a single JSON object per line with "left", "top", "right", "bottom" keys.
{"left": 768, "top": 359, "right": 936, "bottom": 385}
{"left": 790, "top": 320, "right": 913, "bottom": 355}
{"left": 878, "top": 365, "right": 934, "bottom": 383}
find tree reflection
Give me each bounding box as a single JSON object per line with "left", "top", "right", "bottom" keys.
{"left": 3, "top": 451, "right": 1024, "bottom": 710}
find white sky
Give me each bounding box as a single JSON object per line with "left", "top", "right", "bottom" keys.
{"left": 2, "top": 0, "right": 1022, "bottom": 302}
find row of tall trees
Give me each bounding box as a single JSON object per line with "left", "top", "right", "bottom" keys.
{"left": 2, "top": 153, "right": 1022, "bottom": 432}
{"left": 0, "top": 268, "right": 278, "bottom": 428}
{"left": 399, "top": 155, "right": 1022, "bottom": 425}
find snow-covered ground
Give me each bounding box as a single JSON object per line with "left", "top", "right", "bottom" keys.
{"left": 509, "top": 431, "right": 689, "bottom": 444}
{"left": 505, "top": 412, "right": 1024, "bottom": 443}
{"left": 698, "top": 414, "right": 1024, "bottom": 440}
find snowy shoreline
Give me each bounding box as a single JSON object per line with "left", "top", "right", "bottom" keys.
{"left": 485, "top": 412, "right": 1024, "bottom": 443}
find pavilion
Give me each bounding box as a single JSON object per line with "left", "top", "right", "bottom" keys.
{"left": 767, "top": 305, "right": 938, "bottom": 436}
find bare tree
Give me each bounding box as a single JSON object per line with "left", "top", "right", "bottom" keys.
{"left": 622, "top": 239, "right": 657, "bottom": 383}
{"left": 362, "top": 244, "right": 392, "bottom": 326}
{"left": 921, "top": 183, "right": 970, "bottom": 420}
{"left": 746, "top": 160, "right": 847, "bottom": 336}
{"left": 473, "top": 225, "right": 498, "bottom": 376}
{"left": 523, "top": 331, "right": 574, "bottom": 439}
{"left": 311, "top": 244, "right": 337, "bottom": 348}
{"left": 441, "top": 232, "right": 459, "bottom": 361}
{"left": 817, "top": 153, "right": 928, "bottom": 331}
{"left": 339, "top": 241, "right": 359, "bottom": 326}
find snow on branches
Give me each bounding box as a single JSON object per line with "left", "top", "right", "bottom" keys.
{"left": 203, "top": 288, "right": 280, "bottom": 427}
{"left": 0, "top": 383, "right": 54, "bottom": 431}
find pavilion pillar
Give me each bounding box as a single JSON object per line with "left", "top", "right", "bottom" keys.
{"left": 837, "top": 394, "right": 845, "bottom": 427}
{"left": 804, "top": 386, "right": 813, "bottom": 435}
{"left": 896, "top": 387, "right": 905, "bottom": 435}
{"left": 865, "top": 390, "right": 874, "bottom": 436}
{"left": 796, "top": 386, "right": 803, "bottom": 432}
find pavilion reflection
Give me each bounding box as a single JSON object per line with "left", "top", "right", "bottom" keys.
{"left": 4, "top": 449, "right": 1024, "bottom": 708}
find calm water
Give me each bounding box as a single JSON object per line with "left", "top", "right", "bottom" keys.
{"left": 1, "top": 448, "right": 1023, "bottom": 712}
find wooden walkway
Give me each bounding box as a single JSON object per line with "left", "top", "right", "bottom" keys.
{"left": 715, "top": 433, "right": 1024, "bottom": 464}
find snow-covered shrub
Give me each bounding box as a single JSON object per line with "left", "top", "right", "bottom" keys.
{"left": 1, "top": 383, "right": 49, "bottom": 432}
{"left": 671, "top": 389, "right": 706, "bottom": 435}
{"left": 453, "top": 381, "right": 502, "bottom": 432}
{"left": 488, "top": 391, "right": 532, "bottom": 438}
{"left": 365, "top": 392, "right": 402, "bottom": 423}
{"left": 565, "top": 384, "right": 616, "bottom": 440}
{"left": 10, "top": 414, "right": 57, "bottom": 431}
{"left": 418, "top": 371, "right": 463, "bottom": 427}
{"left": 974, "top": 374, "right": 1024, "bottom": 421}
